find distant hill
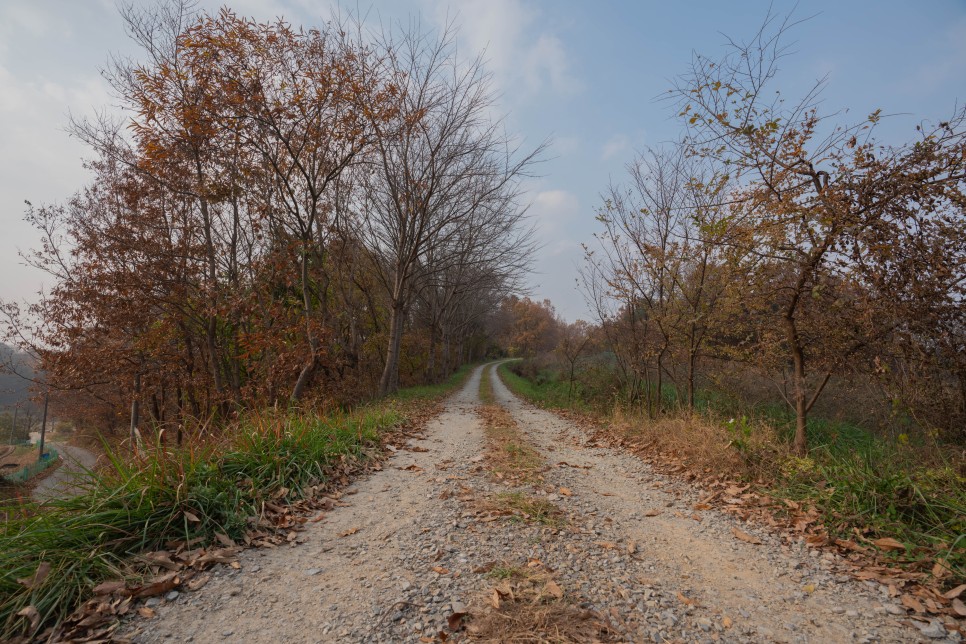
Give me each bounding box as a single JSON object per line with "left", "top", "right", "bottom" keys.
{"left": 0, "top": 343, "right": 37, "bottom": 410}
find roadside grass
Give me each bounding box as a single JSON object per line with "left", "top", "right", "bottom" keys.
{"left": 479, "top": 364, "right": 495, "bottom": 404}
{"left": 478, "top": 404, "right": 544, "bottom": 485}
{"left": 489, "top": 491, "right": 564, "bottom": 527}
{"left": 506, "top": 361, "right": 966, "bottom": 586}
{"left": 0, "top": 368, "right": 470, "bottom": 641}
{"left": 498, "top": 362, "right": 573, "bottom": 410}
{"left": 389, "top": 362, "right": 475, "bottom": 404}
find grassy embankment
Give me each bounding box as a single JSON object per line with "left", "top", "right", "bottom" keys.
{"left": 0, "top": 364, "right": 474, "bottom": 641}
{"left": 498, "top": 362, "right": 966, "bottom": 586}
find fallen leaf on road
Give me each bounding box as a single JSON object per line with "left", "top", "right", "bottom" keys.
{"left": 626, "top": 541, "right": 637, "bottom": 555}
{"left": 722, "top": 616, "right": 733, "bottom": 628}
{"left": 943, "top": 584, "right": 966, "bottom": 600}
{"left": 901, "top": 594, "right": 924, "bottom": 613}
{"left": 559, "top": 487, "right": 572, "bottom": 497}
{"left": 953, "top": 598, "right": 966, "bottom": 617}
{"left": 595, "top": 541, "right": 618, "bottom": 550}
{"left": 873, "top": 537, "right": 905, "bottom": 551}
{"left": 338, "top": 526, "right": 361, "bottom": 537}
{"left": 643, "top": 509, "right": 662, "bottom": 517}
{"left": 186, "top": 574, "right": 210, "bottom": 591}
{"left": 138, "top": 607, "right": 156, "bottom": 619}
{"left": 490, "top": 589, "right": 501, "bottom": 609}
{"left": 93, "top": 580, "right": 127, "bottom": 596}
{"left": 447, "top": 610, "right": 467, "bottom": 632}
{"left": 676, "top": 592, "right": 695, "bottom": 606}
{"left": 432, "top": 566, "right": 450, "bottom": 575}
{"left": 693, "top": 503, "right": 711, "bottom": 511}
{"left": 732, "top": 527, "right": 762, "bottom": 545}
{"left": 472, "top": 562, "right": 497, "bottom": 574}
{"left": 545, "top": 580, "right": 564, "bottom": 599}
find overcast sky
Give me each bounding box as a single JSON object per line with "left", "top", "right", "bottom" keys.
{"left": 1, "top": 0, "right": 964, "bottom": 321}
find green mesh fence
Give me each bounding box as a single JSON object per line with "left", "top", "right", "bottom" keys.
{"left": 2, "top": 448, "right": 59, "bottom": 483}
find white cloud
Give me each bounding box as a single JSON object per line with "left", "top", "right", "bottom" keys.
{"left": 600, "top": 134, "right": 628, "bottom": 161}
{"left": 528, "top": 188, "right": 580, "bottom": 238}
{"left": 421, "top": 0, "right": 579, "bottom": 101}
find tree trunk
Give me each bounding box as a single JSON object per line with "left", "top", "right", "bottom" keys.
{"left": 380, "top": 301, "right": 405, "bottom": 395}
{"left": 785, "top": 316, "right": 809, "bottom": 455}
{"left": 687, "top": 350, "right": 697, "bottom": 411}
{"left": 292, "top": 247, "right": 320, "bottom": 402}
{"left": 130, "top": 372, "right": 142, "bottom": 453}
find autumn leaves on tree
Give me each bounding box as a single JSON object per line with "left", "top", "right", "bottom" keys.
{"left": 0, "top": 1, "right": 539, "bottom": 439}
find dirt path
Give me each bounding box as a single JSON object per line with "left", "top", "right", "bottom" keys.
{"left": 32, "top": 442, "right": 97, "bottom": 500}
{"left": 122, "top": 364, "right": 938, "bottom": 643}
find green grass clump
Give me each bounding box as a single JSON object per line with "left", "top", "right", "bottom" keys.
{"left": 0, "top": 406, "right": 404, "bottom": 639}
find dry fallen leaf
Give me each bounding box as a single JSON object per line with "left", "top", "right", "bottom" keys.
{"left": 732, "top": 527, "right": 762, "bottom": 545}
{"left": 953, "top": 598, "right": 966, "bottom": 617}
{"left": 676, "top": 591, "right": 695, "bottom": 606}
{"left": 138, "top": 607, "right": 156, "bottom": 619}
{"left": 872, "top": 537, "right": 905, "bottom": 552}
{"left": 559, "top": 487, "right": 572, "bottom": 497}
{"left": 943, "top": 584, "right": 966, "bottom": 600}
{"left": 901, "top": 594, "right": 924, "bottom": 613}
{"left": 693, "top": 503, "right": 712, "bottom": 511}
{"left": 432, "top": 566, "right": 450, "bottom": 575}
{"left": 722, "top": 615, "right": 733, "bottom": 628}
{"left": 93, "top": 580, "right": 127, "bottom": 596}
{"left": 643, "top": 508, "right": 662, "bottom": 517}
{"left": 338, "top": 526, "right": 361, "bottom": 538}
{"left": 186, "top": 574, "right": 210, "bottom": 592}
{"left": 16, "top": 605, "right": 40, "bottom": 631}
{"left": 595, "top": 541, "right": 618, "bottom": 550}
{"left": 16, "top": 562, "right": 51, "bottom": 590}
{"left": 447, "top": 610, "right": 467, "bottom": 632}
{"left": 490, "top": 589, "right": 501, "bottom": 609}
{"left": 545, "top": 580, "right": 564, "bottom": 599}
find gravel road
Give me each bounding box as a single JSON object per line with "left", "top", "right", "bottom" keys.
{"left": 120, "top": 364, "right": 950, "bottom": 643}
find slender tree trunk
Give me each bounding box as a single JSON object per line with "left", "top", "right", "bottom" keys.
{"left": 656, "top": 351, "right": 664, "bottom": 416}
{"left": 687, "top": 349, "right": 697, "bottom": 411}
{"left": 785, "top": 315, "right": 809, "bottom": 455}
{"left": 292, "top": 247, "right": 320, "bottom": 402}
{"left": 380, "top": 300, "right": 405, "bottom": 395}
{"left": 130, "top": 372, "right": 142, "bottom": 453}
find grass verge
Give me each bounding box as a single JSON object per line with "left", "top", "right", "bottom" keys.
{"left": 0, "top": 367, "right": 471, "bottom": 642}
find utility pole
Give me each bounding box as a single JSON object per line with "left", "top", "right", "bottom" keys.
{"left": 38, "top": 389, "right": 49, "bottom": 461}
{"left": 11, "top": 403, "right": 17, "bottom": 444}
